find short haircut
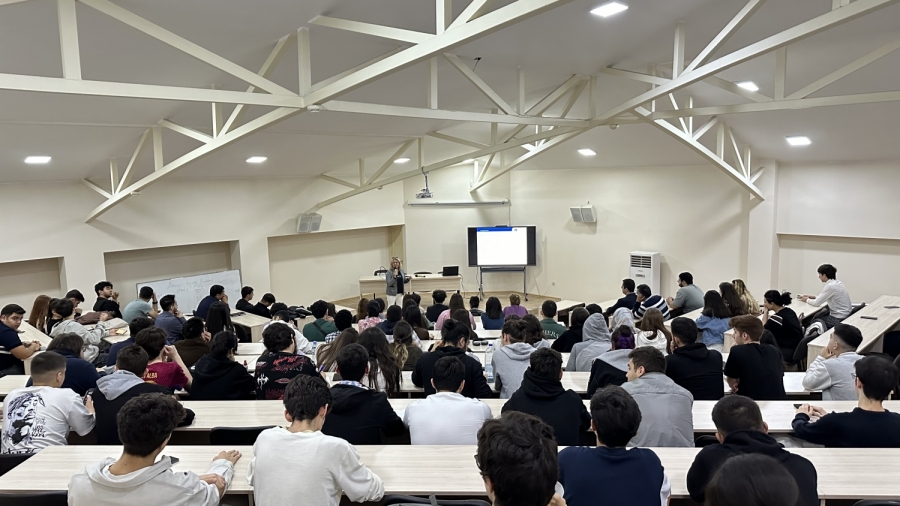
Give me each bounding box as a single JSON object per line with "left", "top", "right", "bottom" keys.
{"left": 541, "top": 300, "right": 557, "bottom": 318}
{"left": 310, "top": 300, "right": 329, "bottom": 319}
{"left": 855, "top": 355, "right": 900, "bottom": 401}
{"left": 118, "top": 394, "right": 186, "bottom": 457}
{"left": 366, "top": 300, "right": 381, "bottom": 317}
{"left": 509, "top": 293, "right": 521, "bottom": 305}
{"left": 159, "top": 294, "right": 176, "bottom": 312}
{"left": 47, "top": 332, "right": 83, "bottom": 355}
{"left": 585, "top": 304, "right": 603, "bottom": 315}
{"left": 138, "top": 286, "right": 154, "bottom": 300}
{"left": 374, "top": 298, "right": 385, "bottom": 312}
{"left": 270, "top": 302, "right": 288, "bottom": 314}
{"left": 570, "top": 307, "right": 590, "bottom": 327}
{"left": 261, "top": 293, "right": 276, "bottom": 304}
{"left": 209, "top": 331, "right": 238, "bottom": 359}
{"left": 730, "top": 314, "right": 764, "bottom": 341}
{"left": 711, "top": 395, "right": 764, "bottom": 436}
{"left": 834, "top": 323, "right": 863, "bottom": 349}
{"left": 94, "top": 281, "right": 113, "bottom": 295}
{"left": 432, "top": 289, "right": 447, "bottom": 304}
{"left": 29, "top": 351, "right": 67, "bottom": 381}
{"left": 705, "top": 454, "right": 799, "bottom": 506}
{"left": 529, "top": 348, "right": 562, "bottom": 379}
{"left": 432, "top": 356, "right": 465, "bottom": 391}
{"left": 476, "top": 412, "right": 558, "bottom": 506}
{"left": 622, "top": 278, "right": 636, "bottom": 292}
{"left": 262, "top": 322, "right": 295, "bottom": 353}
{"left": 1, "top": 304, "right": 26, "bottom": 318}
{"left": 629, "top": 346, "right": 666, "bottom": 374}
{"left": 817, "top": 263, "right": 837, "bottom": 279}
{"left": 135, "top": 327, "right": 168, "bottom": 359}
{"left": 670, "top": 317, "right": 698, "bottom": 344}
{"left": 283, "top": 375, "right": 332, "bottom": 422}
{"left": 410, "top": 292, "right": 421, "bottom": 304}
{"left": 334, "top": 309, "right": 353, "bottom": 331}
{"left": 469, "top": 296, "right": 480, "bottom": 309}
{"left": 502, "top": 319, "right": 528, "bottom": 343}
{"left": 65, "top": 289, "right": 85, "bottom": 303}
{"left": 209, "top": 285, "right": 225, "bottom": 297}
{"left": 335, "top": 343, "right": 369, "bottom": 382}
{"left": 678, "top": 272, "right": 693, "bottom": 285}
{"left": 590, "top": 386, "right": 640, "bottom": 448}
{"left": 241, "top": 286, "right": 254, "bottom": 298}
{"left": 127, "top": 317, "right": 154, "bottom": 340}
{"left": 116, "top": 345, "right": 150, "bottom": 376}
{"left": 636, "top": 284, "right": 652, "bottom": 299}
{"left": 386, "top": 305, "right": 402, "bottom": 323}
{"left": 181, "top": 317, "right": 205, "bottom": 340}
{"left": 273, "top": 310, "right": 291, "bottom": 321}
{"left": 55, "top": 299, "right": 75, "bottom": 318}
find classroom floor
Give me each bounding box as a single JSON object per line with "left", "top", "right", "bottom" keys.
{"left": 332, "top": 291, "right": 563, "bottom": 314}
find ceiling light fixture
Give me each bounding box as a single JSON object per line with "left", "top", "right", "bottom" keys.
{"left": 736, "top": 81, "right": 759, "bottom": 92}
{"left": 395, "top": 158, "right": 411, "bottom": 164}
{"left": 24, "top": 156, "right": 51, "bottom": 164}
{"left": 577, "top": 149, "right": 597, "bottom": 156}
{"left": 590, "top": 1, "right": 628, "bottom": 17}
{"left": 786, "top": 136, "right": 812, "bottom": 146}
{"left": 246, "top": 156, "right": 267, "bottom": 164}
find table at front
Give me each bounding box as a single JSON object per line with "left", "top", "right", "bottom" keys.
{"left": 358, "top": 275, "right": 462, "bottom": 298}
{"left": 807, "top": 295, "right": 900, "bottom": 364}
{"left": 19, "top": 321, "right": 52, "bottom": 375}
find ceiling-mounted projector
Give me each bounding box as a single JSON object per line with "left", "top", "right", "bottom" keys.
{"left": 416, "top": 169, "right": 433, "bottom": 198}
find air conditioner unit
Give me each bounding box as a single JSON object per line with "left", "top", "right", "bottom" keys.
{"left": 296, "top": 213, "right": 322, "bottom": 233}
{"left": 629, "top": 251, "right": 660, "bottom": 295}
{"left": 570, "top": 205, "right": 596, "bottom": 223}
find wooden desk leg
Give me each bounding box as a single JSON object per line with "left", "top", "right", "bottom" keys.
{"left": 251, "top": 325, "right": 264, "bottom": 343}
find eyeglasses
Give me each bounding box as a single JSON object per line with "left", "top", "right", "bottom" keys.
{"left": 851, "top": 372, "right": 857, "bottom": 380}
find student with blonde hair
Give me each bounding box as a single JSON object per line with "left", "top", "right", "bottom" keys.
{"left": 503, "top": 293, "right": 528, "bottom": 318}
{"left": 732, "top": 279, "right": 761, "bottom": 316}
{"left": 384, "top": 257, "right": 409, "bottom": 307}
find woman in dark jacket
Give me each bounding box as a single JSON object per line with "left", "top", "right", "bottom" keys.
{"left": 552, "top": 307, "right": 589, "bottom": 353}
{"left": 190, "top": 331, "right": 256, "bottom": 400}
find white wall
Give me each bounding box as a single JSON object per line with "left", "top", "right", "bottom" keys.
{"left": 0, "top": 257, "right": 62, "bottom": 311}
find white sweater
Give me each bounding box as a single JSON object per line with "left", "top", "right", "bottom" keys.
{"left": 636, "top": 331, "right": 668, "bottom": 356}
{"left": 248, "top": 427, "right": 383, "bottom": 506}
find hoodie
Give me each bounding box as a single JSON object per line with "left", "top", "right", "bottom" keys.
{"left": 492, "top": 342, "right": 536, "bottom": 398}
{"left": 621, "top": 372, "right": 694, "bottom": 447}
{"left": 665, "top": 343, "right": 724, "bottom": 400}
{"left": 695, "top": 314, "right": 731, "bottom": 346}
{"left": 376, "top": 319, "right": 399, "bottom": 335}
{"left": 503, "top": 370, "right": 591, "bottom": 446}
{"left": 50, "top": 318, "right": 110, "bottom": 363}
{"left": 412, "top": 346, "right": 493, "bottom": 398}
{"left": 567, "top": 314, "right": 611, "bottom": 372}
{"left": 68, "top": 455, "right": 233, "bottom": 506}
{"left": 189, "top": 355, "right": 257, "bottom": 400}
{"left": 552, "top": 324, "right": 583, "bottom": 353}
{"left": 686, "top": 430, "right": 818, "bottom": 506}
{"left": 586, "top": 349, "right": 631, "bottom": 396}
{"left": 321, "top": 384, "right": 406, "bottom": 445}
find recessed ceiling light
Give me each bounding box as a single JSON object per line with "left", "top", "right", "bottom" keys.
{"left": 395, "top": 158, "right": 411, "bottom": 164}
{"left": 24, "top": 156, "right": 51, "bottom": 164}
{"left": 246, "top": 156, "right": 267, "bottom": 164}
{"left": 786, "top": 136, "right": 811, "bottom": 146}
{"left": 736, "top": 81, "right": 759, "bottom": 92}
{"left": 577, "top": 149, "right": 597, "bottom": 156}
{"left": 590, "top": 1, "right": 628, "bottom": 17}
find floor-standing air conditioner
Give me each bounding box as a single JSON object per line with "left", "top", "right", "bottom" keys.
{"left": 629, "top": 251, "right": 660, "bottom": 295}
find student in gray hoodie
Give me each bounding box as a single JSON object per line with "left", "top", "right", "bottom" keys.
{"left": 69, "top": 394, "right": 240, "bottom": 506}
{"left": 587, "top": 327, "right": 637, "bottom": 396}
{"left": 622, "top": 347, "right": 694, "bottom": 447}
{"left": 567, "top": 313, "right": 611, "bottom": 372}
{"left": 493, "top": 319, "right": 537, "bottom": 398}
{"left": 50, "top": 298, "right": 112, "bottom": 364}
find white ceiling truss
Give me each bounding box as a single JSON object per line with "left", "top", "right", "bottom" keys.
{"left": 1, "top": 0, "right": 899, "bottom": 221}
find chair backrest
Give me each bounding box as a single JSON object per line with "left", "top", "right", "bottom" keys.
{"left": 849, "top": 302, "right": 868, "bottom": 317}
{"left": 0, "top": 453, "right": 33, "bottom": 477}
{"left": 413, "top": 271, "right": 432, "bottom": 275}
{"left": 383, "top": 495, "right": 491, "bottom": 506}
{"left": 792, "top": 332, "right": 825, "bottom": 367}
{"left": 0, "top": 492, "right": 67, "bottom": 506}
{"left": 209, "top": 426, "right": 274, "bottom": 445}
{"left": 374, "top": 269, "right": 388, "bottom": 276}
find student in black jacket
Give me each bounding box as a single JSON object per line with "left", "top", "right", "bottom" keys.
{"left": 27, "top": 333, "right": 101, "bottom": 396}
{"left": 92, "top": 280, "right": 122, "bottom": 319}
{"left": 413, "top": 320, "right": 493, "bottom": 398}
{"left": 322, "top": 344, "right": 406, "bottom": 444}
{"left": 725, "top": 315, "right": 785, "bottom": 400}
{"left": 234, "top": 286, "right": 274, "bottom": 318}
{"left": 91, "top": 345, "right": 194, "bottom": 445}
{"left": 687, "top": 395, "right": 818, "bottom": 506}
{"left": 665, "top": 317, "right": 724, "bottom": 400}
{"left": 552, "top": 307, "right": 589, "bottom": 353}
{"left": 189, "top": 331, "right": 257, "bottom": 400}
{"left": 425, "top": 290, "right": 449, "bottom": 323}
{"left": 503, "top": 348, "right": 590, "bottom": 446}
{"left": 604, "top": 279, "right": 638, "bottom": 317}
{"left": 793, "top": 355, "right": 900, "bottom": 447}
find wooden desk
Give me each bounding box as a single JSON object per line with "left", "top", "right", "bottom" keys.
{"left": 807, "top": 295, "right": 900, "bottom": 364}
{"left": 19, "top": 322, "right": 52, "bottom": 375}
{"left": 230, "top": 312, "right": 271, "bottom": 342}
{"left": 358, "top": 275, "right": 462, "bottom": 298}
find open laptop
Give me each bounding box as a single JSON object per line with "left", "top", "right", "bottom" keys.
{"left": 441, "top": 266, "right": 459, "bottom": 276}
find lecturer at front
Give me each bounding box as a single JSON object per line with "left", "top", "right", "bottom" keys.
{"left": 385, "top": 257, "right": 410, "bottom": 306}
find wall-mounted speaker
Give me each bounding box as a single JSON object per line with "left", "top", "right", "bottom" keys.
{"left": 570, "top": 207, "right": 585, "bottom": 223}
{"left": 296, "top": 213, "right": 322, "bottom": 233}
{"left": 570, "top": 205, "right": 596, "bottom": 223}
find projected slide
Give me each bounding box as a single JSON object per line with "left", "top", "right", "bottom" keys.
{"left": 476, "top": 227, "right": 529, "bottom": 266}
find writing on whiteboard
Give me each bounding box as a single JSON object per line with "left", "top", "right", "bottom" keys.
{"left": 137, "top": 270, "right": 242, "bottom": 314}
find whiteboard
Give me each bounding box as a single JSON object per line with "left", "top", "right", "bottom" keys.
{"left": 137, "top": 270, "right": 242, "bottom": 314}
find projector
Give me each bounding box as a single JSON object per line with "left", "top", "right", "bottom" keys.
{"left": 415, "top": 188, "right": 433, "bottom": 199}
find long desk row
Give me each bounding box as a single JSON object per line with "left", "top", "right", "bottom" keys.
{"left": 807, "top": 295, "right": 900, "bottom": 364}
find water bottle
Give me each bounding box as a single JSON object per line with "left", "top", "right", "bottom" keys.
{"left": 484, "top": 342, "right": 495, "bottom": 383}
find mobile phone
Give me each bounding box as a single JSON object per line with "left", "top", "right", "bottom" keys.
{"left": 860, "top": 316, "right": 878, "bottom": 320}
{"left": 885, "top": 306, "right": 899, "bottom": 309}
{"left": 793, "top": 404, "right": 802, "bottom": 408}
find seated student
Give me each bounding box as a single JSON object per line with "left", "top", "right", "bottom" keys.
{"left": 567, "top": 313, "right": 611, "bottom": 372}
{"left": 666, "top": 272, "right": 704, "bottom": 315}
{"left": 0, "top": 304, "right": 42, "bottom": 375}
{"left": 46, "top": 298, "right": 64, "bottom": 335}
{"left": 632, "top": 284, "right": 671, "bottom": 321}
{"left": 794, "top": 355, "right": 900, "bottom": 447}
{"left": 93, "top": 345, "right": 195, "bottom": 445}
{"left": 720, "top": 281, "right": 749, "bottom": 318}
{"left": 476, "top": 411, "right": 563, "bottom": 506}
{"left": 235, "top": 286, "right": 272, "bottom": 318}
{"left": 405, "top": 356, "right": 492, "bottom": 444}
{"left": 122, "top": 286, "right": 159, "bottom": 323}
{"left": 255, "top": 323, "right": 319, "bottom": 400}
{"left": 324, "top": 309, "right": 354, "bottom": 343}
{"left": 635, "top": 308, "right": 672, "bottom": 355}
{"left": 357, "top": 328, "right": 402, "bottom": 396}
{"left": 799, "top": 263, "right": 852, "bottom": 330}
{"left": 66, "top": 289, "right": 86, "bottom": 318}
{"left": 504, "top": 348, "right": 591, "bottom": 446}
{"left": 665, "top": 317, "right": 724, "bottom": 400}
{"left": 376, "top": 305, "right": 402, "bottom": 335}
{"left": 107, "top": 317, "right": 154, "bottom": 367}
{"left": 28, "top": 294, "right": 51, "bottom": 334}
{"left": 93, "top": 280, "right": 123, "bottom": 319}
{"left": 481, "top": 296, "right": 505, "bottom": 330}
{"left": 51, "top": 298, "right": 112, "bottom": 364}
{"left": 249, "top": 375, "right": 385, "bottom": 506}
{"left": 503, "top": 293, "right": 528, "bottom": 318}
{"left": 704, "top": 454, "right": 800, "bottom": 506}
{"left": 604, "top": 279, "right": 638, "bottom": 317}
{"left": 802, "top": 323, "right": 863, "bottom": 400}
{"left": 136, "top": 327, "right": 192, "bottom": 391}
{"left": 390, "top": 321, "right": 422, "bottom": 371}
{"left": 695, "top": 290, "right": 732, "bottom": 352}
{"left": 552, "top": 307, "right": 588, "bottom": 353}
{"left": 622, "top": 347, "right": 694, "bottom": 447}
{"left": 322, "top": 344, "right": 406, "bottom": 445}
{"left": 687, "top": 395, "right": 818, "bottom": 506}
{"left": 762, "top": 290, "right": 804, "bottom": 363}
{"left": 733, "top": 279, "right": 762, "bottom": 316}
{"left": 1, "top": 352, "right": 94, "bottom": 454}
{"left": 413, "top": 320, "right": 493, "bottom": 398}
{"left": 355, "top": 297, "right": 370, "bottom": 324}
{"left": 317, "top": 329, "right": 359, "bottom": 373}
{"left": 558, "top": 385, "right": 671, "bottom": 506}
{"left": 35, "top": 333, "right": 101, "bottom": 396}
{"left": 725, "top": 315, "right": 786, "bottom": 400}
{"left": 493, "top": 319, "right": 536, "bottom": 398}
{"left": 265, "top": 310, "right": 313, "bottom": 354}
{"left": 303, "top": 300, "right": 339, "bottom": 342}
{"left": 194, "top": 284, "right": 227, "bottom": 320}
{"left": 538, "top": 301, "right": 567, "bottom": 340}
{"left": 190, "top": 331, "right": 257, "bottom": 400}
{"left": 401, "top": 303, "right": 430, "bottom": 342}
{"left": 154, "top": 294, "right": 187, "bottom": 344}
{"left": 522, "top": 314, "right": 551, "bottom": 349}
{"left": 426, "top": 289, "right": 449, "bottom": 323}
{"left": 357, "top": 300, "right": 383, "bottom": 333}
{"left": 435, "top": 293, "right": 478, "bottom": 331}
{"left": 69, "top": 394, "right": 239, "bottom": 506}
{"left": 256, "top": 292, "right": 276, "bottom": 318}
{"left": 469, "top": 296, "right": 483, "bottom": 317}
{"left": 173, "top": 317, "right": 211, "bottom": 369}
{"left": 586, "top": 325, "right": 636, "bottom": 396}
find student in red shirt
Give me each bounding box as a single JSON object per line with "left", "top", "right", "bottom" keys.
{"left": 135, "top": 327, "right": 192, "bottom": 391}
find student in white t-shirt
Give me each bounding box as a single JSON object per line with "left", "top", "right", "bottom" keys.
{"left": 1, "top": 352, "right": 95, "bottom": 454}
{"left": 403, "top": 356, "right": 493, "bottom": 445}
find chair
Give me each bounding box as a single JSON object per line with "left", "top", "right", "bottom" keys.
{"left": 209, "top": 426, "right": 274, "bottom": 445}
{"left": 792, "top": 333, "right": 825, "bottom": 372}
{"left": 383, "top": 495, "right": 491, "bottom": 506}
{"left": 849, "top": 302, "right": 868, "bottom": 317}
{"left": 853, "top": 501, "right": 900, "bottom": 506}
{"left": 374, "top": 269, "right": 388, "bottom": 276}
{"left": 413, "top": 271, "right": 432, "bottom": 276}
{"left": 0, "top": 453, "right": 33, "bottom": 477}
{"left": 0, "top": 492, "right": 67, "bottom": 506}
{"left": 694, "top": 435, "right": 719, "bottom": 447}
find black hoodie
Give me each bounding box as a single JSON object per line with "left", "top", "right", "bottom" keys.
{"left": 189, "top": 355, "right": 257, "bottom": 400}
{"left": 687, "top": 430, "right": 818, "bottom": 506}
{"left": 665, "top": 343, "right": 724, "bottom": 400}
{"left": 503, "top": 370, "right": 591, "bottom": 446}
{"left": 412, "top": 346, "right": 493, "bottom": 398}
{"left": 552, "top": 325, "right": 584, "bottom": 353}
{"left": 321, "top": 384, "right": 406, "bottom": 445}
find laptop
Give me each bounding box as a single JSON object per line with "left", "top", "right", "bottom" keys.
{"left": 441, "top": 266, "right": 459, "bottom": 276}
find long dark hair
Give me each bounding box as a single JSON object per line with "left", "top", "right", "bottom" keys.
{"left": 764, "top": 290, "right": 792, "bottom": 307}
{"left": 452, "top": 308, "right": 478, "bottom": 341}
{"left": 485, "top": 297, "right": 503, "bottom": 319}
{"left": 702, "top": 291, "right": 732, "bottom": 319}
{"left": 317, "top": 328, "right": 359, "bottom": 372}
{"left": 357, "top": 327, "right": 402, "bottom": 397}
{"left": 448, "top": 293, "right": 465, "bottom": 315}
{"left": 402, "top": 302, "right": 427, "bottom": 330}
{"left": 206, "top": 301, "right": 234, "bottom": 335}
{"left": 719, "top": 282, "right": 748, "bottom": 317}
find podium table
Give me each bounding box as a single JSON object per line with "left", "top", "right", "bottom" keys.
{"left": 358, "top": 274, "right": 462, "bottom": 297}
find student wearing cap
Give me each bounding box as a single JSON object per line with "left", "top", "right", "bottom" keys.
{"left": 802, "top": 323, "right": 863, "bottom": 400}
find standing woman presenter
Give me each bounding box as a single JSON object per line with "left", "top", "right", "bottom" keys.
{"left": 385, "top": 257, "right": 410, "bottom": 306}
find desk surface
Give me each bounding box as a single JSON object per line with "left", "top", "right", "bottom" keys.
{"left": 18, "top": 321, "right": 51, "bottom": 346}
{"left": 808, "top": 295, "right": 900, "bottom": 361}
